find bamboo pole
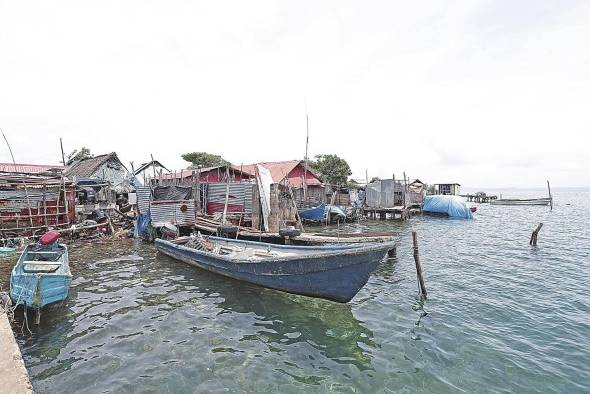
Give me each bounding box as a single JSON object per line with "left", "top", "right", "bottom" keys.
{"left": 412, "top": 231, "right": 427, "bottom": 298}
{"left": 42, "top": 184, "right": 48, "bottom": 229}
{"left": 222, "top": 166, "right": 230, "bottom": 224}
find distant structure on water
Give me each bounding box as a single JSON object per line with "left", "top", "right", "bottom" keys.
{"left": 432, "top": 183, "right": 461, "bottom": 196}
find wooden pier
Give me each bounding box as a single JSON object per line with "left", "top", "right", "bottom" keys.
{"left": 364, "top": 206, "right": 421, "bottom": 221}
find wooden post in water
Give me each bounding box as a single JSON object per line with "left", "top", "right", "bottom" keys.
{"left": 530, "top": 223, "right": 543, "bottom": 246}
{"left": 412, "top": 231, "right": 427, "bottom": 298}
{"left": 547, "top": 180, "right": 553, "bottom": 210}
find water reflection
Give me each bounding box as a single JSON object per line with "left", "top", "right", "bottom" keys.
{"left": 157, "top": 253, "right": 378, "bottom": 372}
{"left": 5, "top": 239, "right": 380, "bottom": 391}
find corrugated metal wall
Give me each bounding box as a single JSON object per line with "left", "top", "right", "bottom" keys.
{"left": 365, "top": 180, "right": 404, "bottom": 208}
{"left": 150, "top": 200, "right": 196, "bottom": 227}
{"left": 136, "top": 186, "right": 151, "bottom": 214}
{"left": 0, "top": 186, "right": 76, "bottom": 229}
{"left": 136, "top": 186, "right": 196, "bottom": 227}
{"left": 205, "top": 183, "right": 253, "bottom": 217}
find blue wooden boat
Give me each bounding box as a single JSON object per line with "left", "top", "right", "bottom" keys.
{"left": 298, "top": 202, "right": 325, "bottom": 221}
{"left": 10, "top": 242, "right": 71, "bottom": 314}
{"left": 156, "top": 235, "right": 395, "bottom": 303}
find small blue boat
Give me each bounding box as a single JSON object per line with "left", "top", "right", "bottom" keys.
{"left": 156, "top": 235, "right": 395, "bottom": 303}
{"left": 10, "top": 241, "right": 71, "bottom": 315}
{"left": 298, "top": 202, "right": 325, "bottom": 221}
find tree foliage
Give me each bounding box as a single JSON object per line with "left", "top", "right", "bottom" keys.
{"left": 67, "top": 147, "right": 93, "bottom": 165}
{"left": 369, "top": 176, "right": 381, "bottom": 183}
{"left": 181, "top": 152, "right": 229, "bottom": 168}
{"left": 309, "top": 154, "right": 352, "bottom": 186}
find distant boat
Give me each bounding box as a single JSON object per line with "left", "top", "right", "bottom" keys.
{"left": 298, "top": 202, "right": 325, "bottom": 221}
{"left": 490, "top": 198, "right": 552, "bottom": 206}
{"left": 156, "top": 235, "right": 395, "bottom": 303}
{"left": 10, "top": 231, "right": 71, "bottom": 321}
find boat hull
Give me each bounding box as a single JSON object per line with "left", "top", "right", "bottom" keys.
{"left": 490, "top": 198, "right": 551, "bottom": 206}
{"left": 156, "top": 238, "right": 393, "bottom": 303}
{"left": 9, "top": 243, "right": 71, "bottom": 309}
{"left": 10, "top": 273, "right": 71, "bottom": 309}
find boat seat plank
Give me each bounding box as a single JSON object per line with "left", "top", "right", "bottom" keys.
{"left": 23, "top": 262, "right": 62, "bottom": 273}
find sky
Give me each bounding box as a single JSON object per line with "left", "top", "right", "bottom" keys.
{"left": 1, "top": 0, "right": 589, "bottom": 188}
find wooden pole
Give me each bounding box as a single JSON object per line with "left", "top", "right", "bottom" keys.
{"left": 150, "top": 154, "right": 157, "bottom": 179}
{"left": 402, "top": 172, "right": 408, "bottom": 220}
{"left": 530, "top": 223, "right": 543, "bottom": 246}
{"left": 42, "top": 184, "right": 48, "bottom": 229}
{"left": 412, "top": 231, "right": 427, "bottom": 298}
{"left": 392, "top": 173, "right": 396, "bottom": 206}
{"left": 547, "top": 180, "right": 553, "bottom": 210}
{"left": 303, "top": 108, "right": 309, "bottom": 201}
{"left": 222, "top": 166, "right": 230, "bottom": 224}
{"left": 60, "top": 138, "right": 70, "bottom": 225}
{"left": 196, "top": 169, "right": 201, "bottom": 212}
{"left": 59, "top": 137, "right": 66, "bottom": 166}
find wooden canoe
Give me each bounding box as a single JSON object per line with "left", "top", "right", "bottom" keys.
{"left": 156, "top": 235, "right": 395, "bottom": 303}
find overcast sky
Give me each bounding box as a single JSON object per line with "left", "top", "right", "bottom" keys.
{"left": 1, "top": 1, "right": 588, "bottom": 188}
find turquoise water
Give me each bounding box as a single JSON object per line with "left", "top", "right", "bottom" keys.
{"left": 1, "top": 188, "right": 589, "bottom": 393}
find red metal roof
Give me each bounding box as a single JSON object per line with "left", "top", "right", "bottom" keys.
{"left": 0, "top": 162, "right": 64, "bottom": 174}
{"left": 241, "top": 160, "right": 322, "bottom": 187}
{"left": 158, "top": 165, "right": 254, "bottom": 180}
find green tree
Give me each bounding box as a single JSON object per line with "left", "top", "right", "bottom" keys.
{"left": 369, "top": 176, "right": 381, "bottom": 183}
{"left": 181, "top": 152, "right": 229, "bottom": 168}
{"left": 67, "top": 147, "right": 93, "bottom": 165}
{"left": 309, "top": 154, "right": 352, "bottom": 186}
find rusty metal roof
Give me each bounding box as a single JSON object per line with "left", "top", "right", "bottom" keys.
{"left": 241, "top": 160, "right": 322, "bottom": 187}
{"left": 0, "top": 163, "right": 64, "bottom": 174}
{"left": 65, "top": 152, "right": 127, "bottom": 179}
{"left": 159, "top": 164, "right": 255, "bottom": 180}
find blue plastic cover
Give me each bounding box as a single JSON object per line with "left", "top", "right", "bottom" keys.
{"left": 422, "top": 195, "right": 473, "bottom": 219}
{"left": 134, "top": 212, "right": 151, "bottom": 237}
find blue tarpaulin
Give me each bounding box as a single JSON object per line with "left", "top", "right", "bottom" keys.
{"left": 422, "top": 195, "right": 473, "bottom": 219}
{"left": 134, "top": 212, "right": 151, "bottom": 237}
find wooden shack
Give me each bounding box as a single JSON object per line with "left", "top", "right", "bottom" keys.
{"left": 433, "top": 183, "right": 461, "bottom": 196}
{"left": 0, "top": 170, "right": 75, "bottom": 239}
{"left": 65, "top": 153, "right": 131, "bottom": 192}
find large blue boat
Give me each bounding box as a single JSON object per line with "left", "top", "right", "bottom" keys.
{"left": 156, "top": 235, "right": 395, "bottom": 303}
{"left": 10, "top": 241, "right": 72, "bottom": 317}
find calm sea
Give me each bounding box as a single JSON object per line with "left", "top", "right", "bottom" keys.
{"left": 1, "top": 188, "right": 588, "bottom": 393}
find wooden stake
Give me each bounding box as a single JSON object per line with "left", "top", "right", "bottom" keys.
{"left": 412, "top": 231, "right": 427, "bottom": 298}
{"left": 547, "top": 180, "right": 553, "bottom": 210}
{"left": 530, "top": 223, "right": 543, "bottom": 246}
{"left": 222, "top": 166, "right": 230, "bottom": 224}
